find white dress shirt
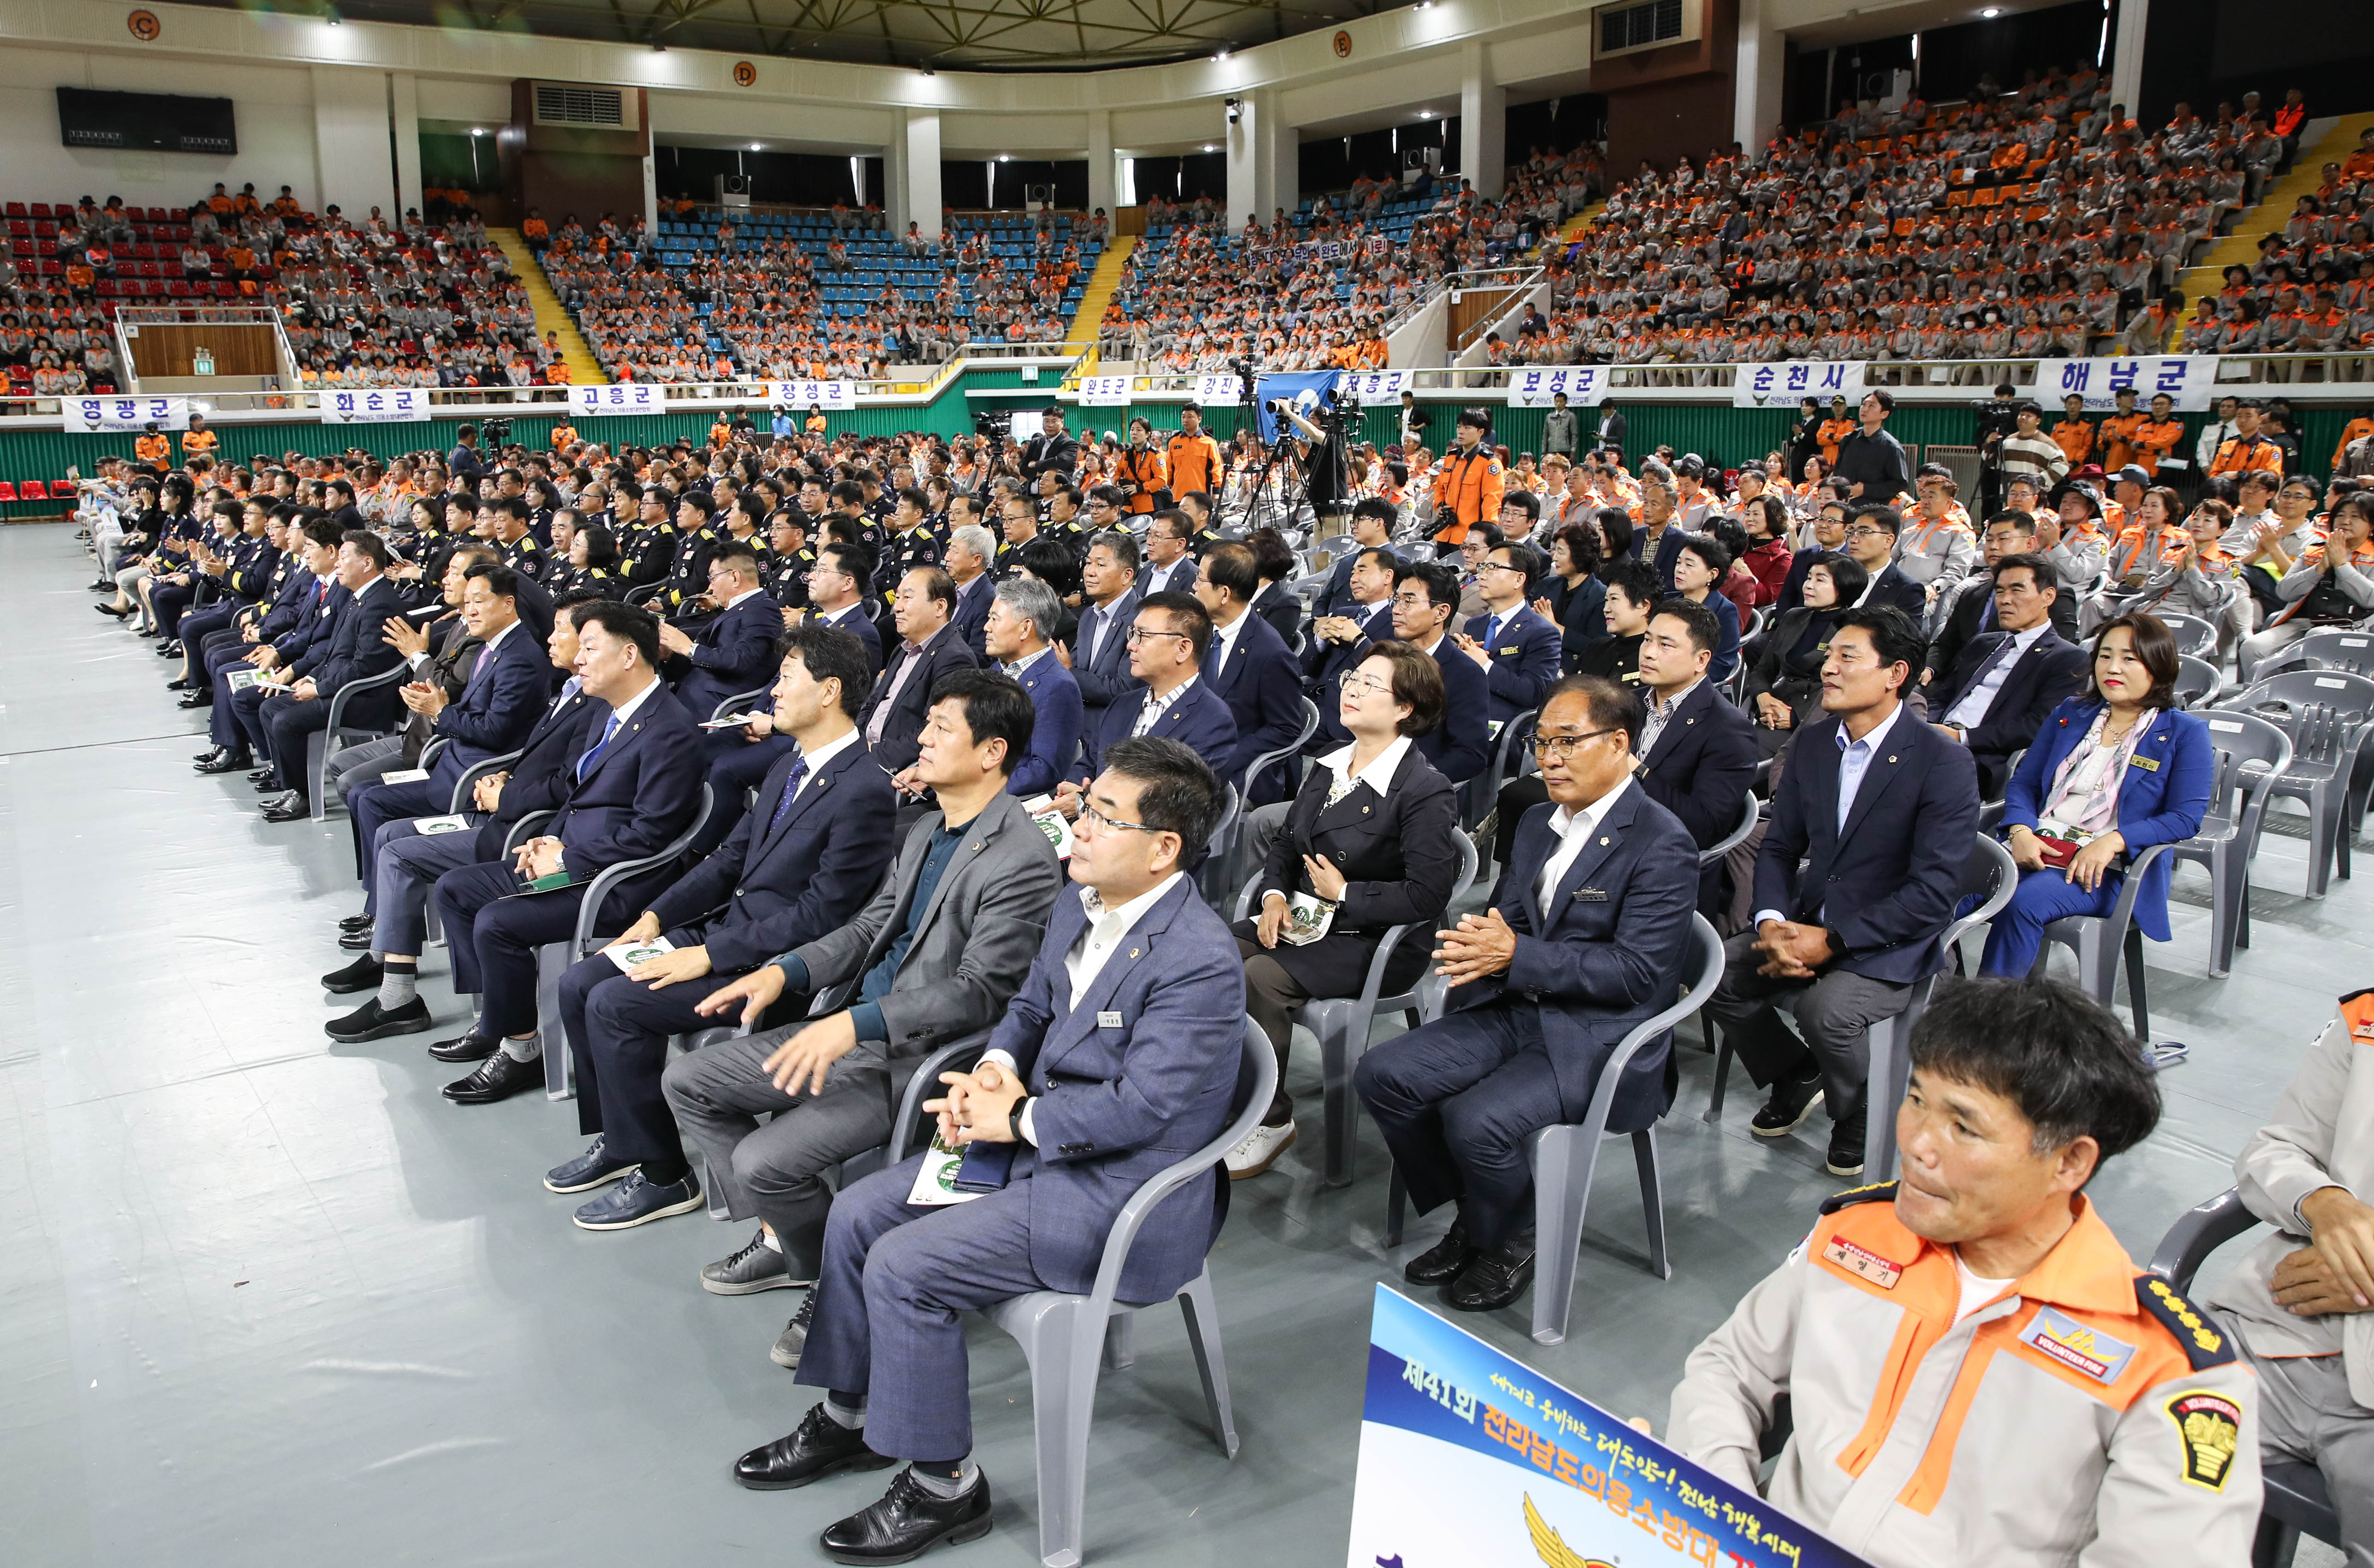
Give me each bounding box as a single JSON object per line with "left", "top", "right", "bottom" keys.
{"left": 981, "top": 871, "right": 1188, "bottom": 1144}
{"left": 1143, "top": 555, "right": 1190, "bottom": 594}
{"left": 1535, "top": 774, "right": 1634, "bottom": 912}
{"left": 1207, "top": 610, "right": 1248, "bottom": 684}
{"left": 1943, "top": 621, "right": 2048, "bottom": 731}
{"left": 781, "top": 727, "right": 858, "bottom": 806}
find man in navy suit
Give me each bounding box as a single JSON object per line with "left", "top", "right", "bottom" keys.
{"left": 546, "top": 625, "right": 900, "bottom": 1230}
{"left": 1456, "top": 540, "right": 1564, "bottom": 728}
{"left": 1196, "top": 542, "right": 1307, "bottom": 806}
{"left": 1066, "top": 531, "right": 1143, "bottom": 737}
{"left": 345, "top": 562, "right": 551, "bottom": 889}
{"left": 1134, "top": 508, "right": 1200, "bottom": 597}
{"left": 431, "top": 600, "right": 708, "bottom": 1106}
{"left": 1391, "top": 561, "right": 1491, "bottom": 785}
{"left": 1844, "top": 506, "right": 1929, "bottom": 625}
{"left": 257, "top": 531, "right": 407, "bottom": 820}
{"left": 861, "top": 567, "right": 981, "bottom": 775}
{"left": 944, "top": 521, "right": 998, "bottom": 659}
{"left": 1703, "top": 605, "right": 1981, "bottom": 1178}
{"left": 1065, "top": 590, "right": 1238, "bottom": 787}
{"left": 1302, "top": 545, "right": 1400, "bottom": 752}
{"left": 983, "top": 577, "right": 1083, "bottom": 799}
{"left": 1317, "top": 498, "right": 1405, "bottom": 618}
{"left": 1356, "top": 674, "right": 1699, "bottom": 1312}
{"left": 733, "top": 739, "right": 1243, "bottom": 1563}
{"left": 321, "top": 591, "right": 603, "bottom": 1044}
{"left": 195, "top": 519, "right": 341, "bottom": 770}
{"left": 803, "top": 542, "right": 884, "bottom": 675}
{"left": 1921, "top": 552, "right": 2088, "bottom": 797}
{"left": 659, "top": 540, "right": 782, "bottom": 732}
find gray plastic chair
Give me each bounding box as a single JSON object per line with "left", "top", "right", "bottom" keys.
{"left": 1465, "top": 707, "right": 1538, "bottom": 830}
{"left": 1194, "top": 783, "right": 1243, "bottom": 907}
{"left": 984, "top": 1017, "right": 1273, "bottom": 1568}
{"left": 1232, "top": 830, "right": 1481, "bottom": 1186}
{"left": 709, "top": 685, "right": 771, "bottom": 724}
{"left": 2173, "top": 654, "right": 2223, "bottom": 710}
{"left": 2149, "top": 1189, "right": 2344, "bottom": 1568}
{"left": 1383, "top": 914, "right": 1724, "bottom": 1346}
{"left": 305, "top": 659, "right": 414, "bottom": 820}
{"left": 1701, "top": 787, "right": 1760, "bottom": 866}
{"left": 2251, "top": 625, "right": 2374, "bottom": 681}
{"left": 2157, "top": 611, "right": 2220, "bottom": 660}
{"left": 1704, "top": 835, "right": 2016, "bottom": 1182}
{"left": 533, "top": 785, "right": 713, "bottom": 1099}
{"left": 2171, "top": 712, "right": 2292, "bottom": 977}
{"left": 1239, "top": 696, "right": 1319, "bottom": 810}
{"left": 2030, "top": 843, "right": 2174, "bottom": 1041}
{"left": 2221, "top": 671, "right": 2374, "bottom": 897}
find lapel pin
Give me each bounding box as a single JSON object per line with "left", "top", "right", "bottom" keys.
{"left": 1130, "top": 947, "right": 1140, "bottom": 959}
{"left": 1599, "top": 836, "right": 1610, "bottom": 845}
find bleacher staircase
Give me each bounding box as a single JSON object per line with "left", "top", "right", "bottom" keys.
{"left": 2173, "top": 113, "right": 2374, "bottom": 330}
{"left": 490, "top": 226, "right": 604, "bottom": 386}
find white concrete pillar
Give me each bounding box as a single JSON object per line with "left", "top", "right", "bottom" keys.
{"left": 1087, "top": 110, "right": 1116, "bottom": 222}
{"left": 389, "top": 72, "right": 422, "bottom": 220}
{"left": 1733, "top": 0, "right": 1785, "bottom": 156}
{"left": 1459, "top": 43, "right": 1506, "bottom": 197}
{"left": 2109, "top": 0, "right": 2149, "bottom": 127}
{"left": 1226, "top": 94, "right": 1260, "bottom": 229}
{"left": 902, "top": 109, "right": 943, "bottom": 240}
{"left": 310, "top": 65, "right": 396, "bottom": 223}
{"left": 1254, "top": 89, "right": 1295, "bottom": 223}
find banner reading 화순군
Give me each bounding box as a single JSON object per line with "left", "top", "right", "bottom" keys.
{"left": 1348, "top": 1285, "right": 1872, "bottom": 1568}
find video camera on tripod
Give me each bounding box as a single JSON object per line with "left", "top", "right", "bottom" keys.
{"left": 479, "top": 415, "right": 515, "bottom": 448}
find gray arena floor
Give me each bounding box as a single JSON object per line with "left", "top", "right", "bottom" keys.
{"left": 0, "top": 520, "right": 2345, "bottom": 1566}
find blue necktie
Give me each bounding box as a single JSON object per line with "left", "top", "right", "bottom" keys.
{"left": 765, "top": 757, "right": 812, "bottom": 832}
{"left": 576, "top": 712, "right": 622, "bottom": 781}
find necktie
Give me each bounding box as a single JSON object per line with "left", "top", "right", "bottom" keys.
{"left": 765, "top": 757, "right": 812, "bottom": 833}
{"left": 1484, "top": 614, "right": 1502, "bottom": 648}
{"left": 576, "top": 712, "right": 622, "bottom": 781}
{"left": 1980, "top": 594, "right": 1997, "bottom": 631}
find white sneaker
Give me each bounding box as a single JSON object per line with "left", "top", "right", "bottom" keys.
{"left": 1225, "top": 1120, "right": 1297, "bottom": 1179}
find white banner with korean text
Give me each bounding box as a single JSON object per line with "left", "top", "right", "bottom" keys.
{"left": 64, "top": 395, "right": 189, "bottom": 433}
{"left": 1732, "top": 360, "right": 1867, "bottom": 409}
{"left": 1076, "top": 376, "right": 1133, "bottom": 407}
{"left": 2034, "top": 356, "right": 2220, "bottom": 413}
{"left": 768, "top": 379, "right": 858, "bottom": 411}
{"left": 1505, "top": 367, "right": 1609, "bottom": 409}
{"left": 319, "top": 388, "right": 432, "bottom": 424}
{"left": 570, "top": 383, "right": 665, "bottom": 417}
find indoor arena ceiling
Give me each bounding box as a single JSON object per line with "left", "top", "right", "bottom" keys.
{"left": 227, "top": 0, "right": 1411, "bottom": 71}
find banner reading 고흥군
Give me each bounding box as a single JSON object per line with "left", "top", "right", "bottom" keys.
{"left": 1348, "top": 1286, "right": 1874, "bottom": 1568}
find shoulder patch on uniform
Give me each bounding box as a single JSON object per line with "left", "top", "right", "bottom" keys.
{"left": 1818, "top": 1180, "right": 1898, "bottom": 1214}
{"left": 2165, "top": 1390, "right": 2244, "bottom": 1491}
{"left": 2134, "top": 1276, "right": 2236, "bottom": 1369}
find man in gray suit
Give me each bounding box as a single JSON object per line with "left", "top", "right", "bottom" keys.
{"left": 664, "top": 668, "right": 1064, "bottom": 1360}
{"left": 727, "top": 738, "right": 1243, "bottom": 1566}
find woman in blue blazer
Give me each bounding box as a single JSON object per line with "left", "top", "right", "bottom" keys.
{"left": 1981, "top": 612, "right": 2213, "bottom": 976}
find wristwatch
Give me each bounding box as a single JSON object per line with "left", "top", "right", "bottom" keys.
{"left": 1008, "top": 1095, "right": 1032, "bottom": 1144}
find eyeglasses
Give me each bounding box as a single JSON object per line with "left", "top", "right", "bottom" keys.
{"left": 1842, "top": 526, "right": 1890, "bottom": 541}
{"left": 1077, "top": 803, "right": 1158, "bottom": 835}
{"left": 1479, "top": 561, "right": 1529, "bottom": 577}
{"left": 1124, "top": 626, "right": 1188, "bottom": 645}
{"left": 1341, "top": 671, "right": 1394, "bottom": 697}
{"left": 1530, "top": 727, "right": 1619, "bottom": 761}
{"left": 1389, "top": 592, "right": 1439, "bottom": 610}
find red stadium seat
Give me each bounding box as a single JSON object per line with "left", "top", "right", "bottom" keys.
{"left": 18, "top": 481, "right": 47, "bottom": 500}
{"left": 0, "top": 483, "right": 21, "bottom": 503}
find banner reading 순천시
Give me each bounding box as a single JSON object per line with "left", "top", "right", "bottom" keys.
{"left": 1348, "top": 1286, "right": 1873, "bottom": 1568}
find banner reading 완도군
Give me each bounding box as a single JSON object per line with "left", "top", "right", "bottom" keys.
{"left": 1348, "top": 1285, "right": 1871, "bottom": 1568}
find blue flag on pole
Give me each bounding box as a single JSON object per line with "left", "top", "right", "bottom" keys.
{"left": 1253, "top": 371, "right": 1339, "bottom": 445}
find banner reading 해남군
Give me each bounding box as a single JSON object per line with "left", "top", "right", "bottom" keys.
{"left": 1733, "top": 361, "right": 1866, "bottom": 409}
{"left": 1348, "top": 1285, "right": 1873, "bottom": 1568}
{"left": 2034, "top": 355, "right": 2220, "bottom": 413}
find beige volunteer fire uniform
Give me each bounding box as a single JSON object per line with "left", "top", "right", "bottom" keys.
{"left": 1668, "top": 1184, "right": 2261, "bottom": 1567}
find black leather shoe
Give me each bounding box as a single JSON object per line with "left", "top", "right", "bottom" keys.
{"left": 194, "top": 750, "right": 252, "bottom": 774}
{"left": 428, "top": 1027, "right": 498, "bottom": 1064}
{"left": 1403, "top": 1212, "right": 1473, "bottom": 1286}
{"left": 177, "top": 690, "right": 213, "bottom": 709}
{"left": 261, "top": 792, "right": 310, "bottom": 822}
{"left": 166, "top": 676, "right": 199, "bottom": 691}
{"left": 194, "top": 744, "right": 224, "bottom": 761}
{"left": 1824, "top": 1104, "right": 1867, "bottom": 1179}
{"left": 338, "top": 928, "right": 374, "bottom": 951}
{"left": 1750, "top": 1069, "right": 1825, "bottom": 1139}
{"left": 820, "top": 1467, "right": 993, "bottom": 1563}
{"left": 326, "top": 996, "right": 431, "bottom": 1042}
{"left": 442, "top": 1050, "right": 544, "bottom": 1104}
{"left": 1444, "top": 1236, "right": 1536, "bottom": 1313}
{"left": 248, "top": 767, "right": 281, "bottom": 788}
{"left": 321, "top": 953, "right": 383, "bottom": 994}
{"left": 339, "top": 913, "right": 373, "bottom": 935}
{"left": 734, "top": 1403, "right": 896, "bottom": 1492}
{"left": 156, "top": 641, "right": 182, "bottom": 657}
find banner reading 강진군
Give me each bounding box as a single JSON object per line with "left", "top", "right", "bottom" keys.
{"left": 1348, "top": 1286, "right": 1872, "bottom": 1568}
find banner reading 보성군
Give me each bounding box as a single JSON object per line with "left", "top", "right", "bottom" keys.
{"left": 1349, "top": 1285, "right": 1874, "bottom": 1568}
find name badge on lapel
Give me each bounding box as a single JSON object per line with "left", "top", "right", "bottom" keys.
{"left": 1573, "top": 888, "right": 1610, "bottom": 902}
{"left": 2130, "top": 755, "right": 2160, "bottom": 772}
{"left": 1096, "top": 1010, "right": 1123, "bottom": 1029}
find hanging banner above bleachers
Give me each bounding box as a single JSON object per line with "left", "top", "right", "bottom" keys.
{"left": 570, "top": 383, "right": 665, "bottom": 417}
{"left": 1733, "top": 361, "right": 1867, "bottom": 409}
{"left": 65, "top": 395, "right": 188, "bottom": 433}
{"left": 2034, "top": 356, "right": 2220, "bottom": 413}
{"left": 1505, "top": 367, "right": 1608, "bottom": 409}
{"left": 319, "top": 389, "right": 431, "bottom": 424}
{"left": 768, "top": 379, "right": 857, "bottom": 411}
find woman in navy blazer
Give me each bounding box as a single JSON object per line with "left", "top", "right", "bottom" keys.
{"left": 1981, "top": 612, "right": 2213, "bottom": 976}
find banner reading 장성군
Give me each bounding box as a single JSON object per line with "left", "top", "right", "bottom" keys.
{"left": 65, "top": 395, "right": 190, "bottom": 433}
{"left": 319, "top": 388, "right": 432, "bottom": 424}
{"left": 1349, "top": 1285, "right": 1873, "bottom": 1568}
{"left": 2034, "top": 355, "right": 2220, "bottom": 414}
{"left": 1733, "top": 361, "right": 1867, "bottom": 409}
{"left": 768, "top": 379, "right": 857, "bottom": 412}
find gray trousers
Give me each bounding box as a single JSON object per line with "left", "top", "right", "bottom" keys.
{"left": 369, "top": 818, "right": 487, "bottom": 958}
{"left": 1700, "top": 929, "right": 1913, "bottom": 1120}
{"left": 2236, "top": 1336, "right": 2374, "bottom": 1567}
{"left": 329, "top": 733, "right": 408, "bottom": 804}
{"left": 660, "top": 1029, "right": 900, "bottom": 1278}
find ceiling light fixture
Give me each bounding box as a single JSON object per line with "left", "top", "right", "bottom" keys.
{"left": 998, "top": 154, "right": 1011, "bottom": 163}
{"left": 1203, "top": 143, "right": 1216, "bottom": 152}
{"left": 750, "top": 142, "right": 762, "bottom": 151}
{"left": 1418, "top": 110, "right": 1433, "bottom": 119}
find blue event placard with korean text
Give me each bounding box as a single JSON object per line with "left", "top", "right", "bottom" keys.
{"left": 1348, "top": 1285, "right": 1871, "bottom": 1568}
